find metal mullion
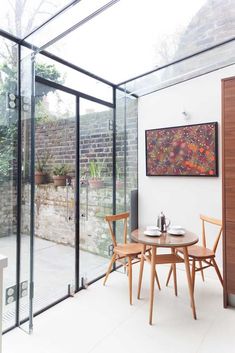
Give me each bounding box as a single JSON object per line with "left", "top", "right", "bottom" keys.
{"left": 139, "top": 62, "right": 235, "bottom": 97}
{"left": 112, "top": 88, "right": 117, "bottom": 270}
{"left": 117, "top": 36, "right": 235, "bottom": 86}
{"left": 37, "top": 0, "right": 120, "bottom": 53}
{"left": 124, "top": 89, "right": 127, "bottom": 210}
{"left": 35, "top": 76, "right": 114, "bottom": 109}
{"left": 75, "top": 96, "right": 80, "bottom": 292}
{"left": 40, "top": 51, "right": 116, "bottom": 88}
{"left": 16, "top": 44, "right": 22, "bottom": 327}
{"left": 29, "top": 54, "right": 36, "bottom": 333}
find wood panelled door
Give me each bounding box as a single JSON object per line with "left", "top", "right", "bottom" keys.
{"left": 222, "top": 76, "right": 235, "bottom": 306}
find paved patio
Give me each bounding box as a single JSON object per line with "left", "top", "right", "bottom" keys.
{"left": 0, "top": 235, "right": 109, "bottom": 330}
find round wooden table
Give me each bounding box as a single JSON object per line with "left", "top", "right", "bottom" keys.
{"left": 131, "top": 229, "right": 199, "bottom": 325}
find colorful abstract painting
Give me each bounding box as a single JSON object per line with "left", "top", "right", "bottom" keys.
{"left": 146, "top": 122, "right": 218, "bottom": 176}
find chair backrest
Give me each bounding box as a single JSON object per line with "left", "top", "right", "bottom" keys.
{"left": 200, "top": 214, "right": 223, "bottom": 253}
{"left": 105, "top": 212, "right": 129, "bottom": 247}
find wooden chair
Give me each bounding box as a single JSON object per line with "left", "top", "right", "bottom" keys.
{"left": 166, "top": 215, "right": 223, "bottom": 292}
{"left": 103, "top": 212, "right": 160, "bottom": 305}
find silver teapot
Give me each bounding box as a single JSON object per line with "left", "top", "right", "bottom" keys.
{"left": 157, "top": 212, "right": 170, "bottom": 233}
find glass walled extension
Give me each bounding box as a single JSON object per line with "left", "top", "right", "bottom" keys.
{"left": 0, "top": 33, "right": 138, "bottom": 333}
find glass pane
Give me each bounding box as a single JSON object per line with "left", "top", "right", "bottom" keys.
{"left": 42, "top": 0, "right": 232, "bottom": 83}
{"left": 20, "top": 47, "right": 34, "bottom": 332}
{"left": 0, "top": 37, "right": 18, "bottom": 331}
{"left": 34, "top": 82, "right": 76, "bottom": 312}
{"left": 79, "top": 99, "right": 112, "bottom": 286}
{"left": 0, "top": 0, "right": 73, "bottom": 38}
{"left": 122, "top": 40, "right": 235, "bottom": 96}
{"left": 36, "top": 54, "right": 113, "bottom": 103}
{"left": 26, "top": 0, "right": 116, "bottom": 48}
{"left": 115, "top": 90, "right": 138, "bottom": 243}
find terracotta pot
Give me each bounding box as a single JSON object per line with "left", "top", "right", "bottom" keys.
{"left": 53, "top": 175, "right": 67, "bottom": 187}
{"left": 89, "top": 179, "right": 104, "bottom": 189}
{"left": 35, "top": 171, "right": 45, "bottom": 185}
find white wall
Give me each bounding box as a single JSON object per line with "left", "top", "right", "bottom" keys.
{"left": 138, "top": 65, "right": 235, "bottom": 270}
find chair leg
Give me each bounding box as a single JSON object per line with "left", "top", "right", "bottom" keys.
{"left": 155, "top": 268, "right": 161, "bottom": 291}
{"left": 166, "top": 266, "right": 173, "bottom": 287}
{"left": 212, "top": 258, "right": 223, "bottom": 287}
{"left": 128, "top": 256, "right": 133, "bottom": 305}
{"left": 138, "top": 245, "right": 146, "bottom": 299}
{"left": 199, "top": 260, "right": 205, "bottom": 282}
{"left": 192, "top": 259, "right": 196, "bottom": 294}
{"left": 103, "top": 254, "right": 116, "bottom": 286}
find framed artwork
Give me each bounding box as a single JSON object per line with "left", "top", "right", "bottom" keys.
{"left": 145, "top": 122, "right": 218, "bottom": 176}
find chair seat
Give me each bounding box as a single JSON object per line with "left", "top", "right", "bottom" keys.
{"left": 114, "top": 243, "right": 143, "bottom": 256}
{"left": 178, "top": 245, "right": 215, "bottom": 259}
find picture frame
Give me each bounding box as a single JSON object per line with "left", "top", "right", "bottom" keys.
{"left": 145, "top": 122, "right": 218, "bottom": 176}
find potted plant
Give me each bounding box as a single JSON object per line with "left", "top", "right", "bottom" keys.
{"left": 53, "top": 164, "right": 70, "bottom": 187}
{"left": 88, "top": 160, "right": 104, "bottom": 188}
{"left": 35, "top": 151, "right": 52, "bottom": 185}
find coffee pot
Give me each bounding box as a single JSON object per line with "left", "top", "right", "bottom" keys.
{"left": 157, "top": 212, "right": 170, "bottom": 233}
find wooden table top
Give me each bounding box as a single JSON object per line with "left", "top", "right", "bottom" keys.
{"left": 131, "top": 228, "right": 198, "bottom": 248}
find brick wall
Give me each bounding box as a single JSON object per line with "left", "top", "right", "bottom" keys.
{"left": 35, "top": 100, "right": 137, "bottom": 183}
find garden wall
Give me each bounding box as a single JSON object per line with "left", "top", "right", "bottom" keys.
{"left": 35, "top": 101, "right": 137, "bottom": 183}
{"left": 34, "top": 183, "right": 129, "bottom": 257}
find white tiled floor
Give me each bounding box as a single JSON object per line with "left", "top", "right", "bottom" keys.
{"left": 3, "top": 264, "right": 235, "bottom": 353}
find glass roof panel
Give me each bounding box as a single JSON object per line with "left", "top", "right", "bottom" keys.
{"left": 26, "top": 0, "right": 117, "bottom": 49}
{"left": 0, "top": 0, "right": 73, "bottom": 38}
{"left": 122, "top": 40, "right": 235, "bottom": 97}
{"left": 43, "top": 0, "right": 213, "bottom": 83}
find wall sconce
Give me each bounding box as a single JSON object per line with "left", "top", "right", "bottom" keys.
{"left": 182, "top": 111, "right": 190, "bottom": 121}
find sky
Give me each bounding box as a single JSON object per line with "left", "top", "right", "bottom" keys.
{"left": 0, "top": 0, "right": 207, "bottom": 113}
{"left": 26, "top": 0, "right": 206, "bottom": 83}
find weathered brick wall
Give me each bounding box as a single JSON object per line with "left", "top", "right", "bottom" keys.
{"left": 33, "top": 184, "right": 130, "bottom": 257}
{"left": 35, "top": 100, "right": 137, "bottom": 182}
{"left": 0, "top": 181, "right": 17, "bottom": 237}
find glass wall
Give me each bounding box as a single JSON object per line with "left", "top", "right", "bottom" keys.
{"left": 79, "top": 99, "right": 113, "bottom": 286}
{"left": 0, "top": 37, "right": 18, "bottom": 331}
{"left": 34, "top": 82, "right": 76, "bottom": 312}
{"left": 19, "top": 46, "right": 35, "bottom": 332}
{"left": 0, "top": 34, "right": 138, "bottom": 333}
{"left": 115, "top": 89, "right": 138, "bottom": 243}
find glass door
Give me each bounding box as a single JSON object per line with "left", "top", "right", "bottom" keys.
{"left": 79, "top": 99, "right": 113, "bottom": 286}
{"left": 33, "top": 81, "right": 76, "bottom": 312}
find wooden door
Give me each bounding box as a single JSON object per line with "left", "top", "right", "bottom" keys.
{"left": 222, "top": 76, "right": 235, "bottom": 306}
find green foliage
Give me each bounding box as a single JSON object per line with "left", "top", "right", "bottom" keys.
{"left": 35, "top": 63, "right": 63, "bottom": 84}
{"left": 36, "top": 151, "right": 53, "bottom": 173}
{"left": 89, "top": 160, "right": 104, "bottom": 179}
{"left": 53, "top": 164, "right": 70, "bottom": 176}
{"left": 0, "top": 62, "right": 17, "bottom": 92}
{"left": 35, "top": 100, "right": 55, "bottom": 123}
{"left": 0, "top": 124, "right": 17, "bottom": 179}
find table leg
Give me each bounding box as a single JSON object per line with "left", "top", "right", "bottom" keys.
{"left": 149, "top": 246, "right": 156, "bottom": 325}
{"left": 183, "top": 247, "right": 197, "bottom": 320}
{"left": 138, "top": 244, "right": 146, "bottom": 299}
{"left": 172, "top": 248, "right": 178, "bottom": 296}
